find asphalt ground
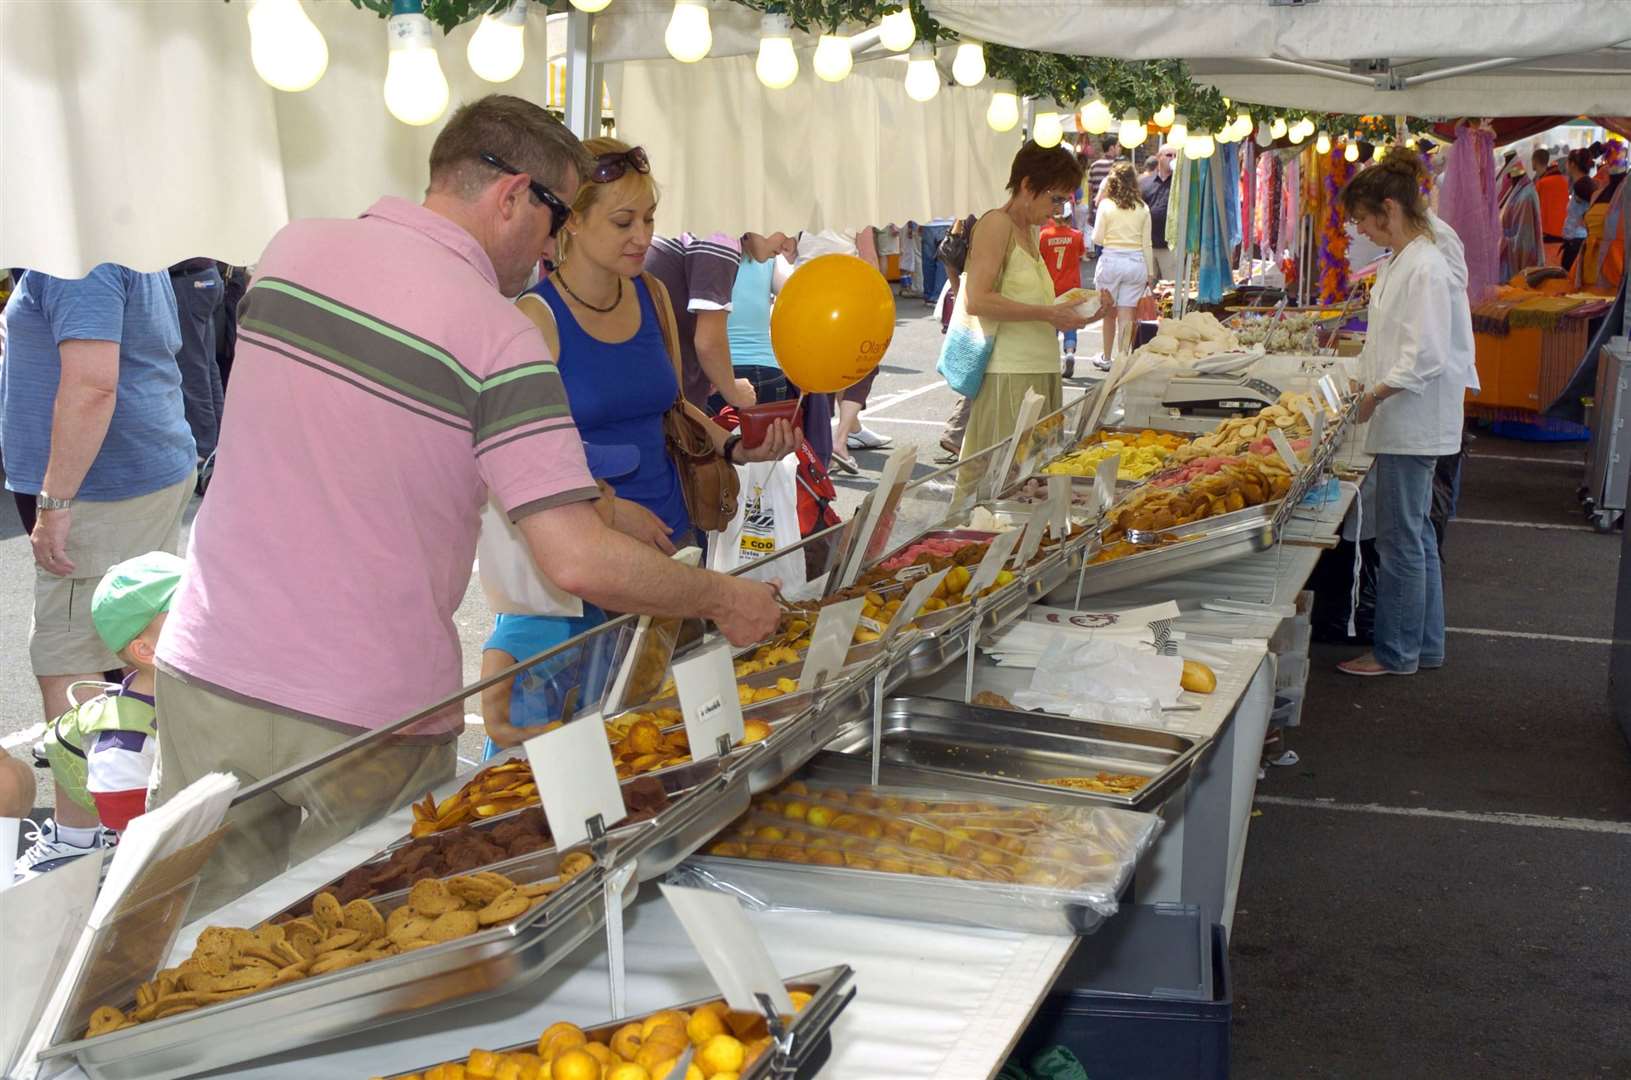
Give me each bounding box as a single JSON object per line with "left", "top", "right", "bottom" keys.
{"left": 1233, "top": 433, "right": 1631, "bottom": 1080}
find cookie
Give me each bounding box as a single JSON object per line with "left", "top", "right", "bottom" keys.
{"left": 308, "top": 949, "right": 367, "bottom": 976}
{"left": 449, "top": 876, "right": 505, "bottom": 905}
{"left": 85, "top": 1006, "right": 130, "bottom": 1038}
{"left": 520, "top": 880, "right": 561, "bottom": 899}
{"left": 425, "top": 910, "right": 479, "bottom": 943}
{"left": 342, "top": 898, "right": 386, "bottom": 943}
{"left": 314, "top": 928, "right": 361, "bottom": 954}
{"left": 311, "top": 892, "right": 345, "bottom": 934}
{"left": 407, "top": 878, "right": 461, "bottom": 916}
{"left": 396, "top": 938, "right": 437, "bottom": 953}
{"left": 195, "top": 927, "right": 237, "bottom": 957}
{"left": 477, "top": 888, "right": 529, "bottom": 926}
{"left": 559, "top": 852, "right": 593, "bottom": 879}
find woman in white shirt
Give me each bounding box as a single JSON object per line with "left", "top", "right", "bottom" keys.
{"left": 1337, "top": 150, "right": 1478, "bottom": 678}
{"left": 1091, "top": 162, "right": 1156, "bottom": 364}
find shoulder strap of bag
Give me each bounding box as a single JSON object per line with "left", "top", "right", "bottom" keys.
{"left": 641, "top": 271, "right": 686, "bottom": 406}
{"left": 967, "top": 210, "right": 1017, "bottom": 289}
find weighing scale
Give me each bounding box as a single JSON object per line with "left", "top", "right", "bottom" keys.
{"left": 1161, "top": 374, "right": 1283, "bottom": 418}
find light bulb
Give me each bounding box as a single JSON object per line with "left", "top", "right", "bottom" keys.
{"left": 986, "top": 82, "right": 1020, "bottom": 133}
{"left": 755, "top": 12, "right": 797, "bottom": 89}
{"left": 952, "top": 39, "right": 985, "bottom": 87}
{"left": 1344, "top": 141, "right": 1360, "bottom": 163}
{"left": 1153, "top": 102, "right": 1176, "bottom": 128}
{"left": 878, "top": 6, "right": 915, "bottom": 51}
{"left": 383, "top": 7, "right": 450, "bottom": 126}
{"left": 1315, "top": 130, "right": 1331, "bottom": 155}
{"left": 248, "top": 0, "right": 329, "bottom": 92}
{"left": 1168, "top": 114, "right": 1188, "bottom": 149}
{"left": 1255, "top": 120, "right": 1273, "bottom": 147}
{"left": 1034, "top": 105, "right": 1064, "bottom": 148}
{"left": 813, "top": 33, "right": 852, "bottom": 82}
{"left": 1118, "top": 109, "right": 1146, "bottom": 149}
{"left": 1184, "top": 130, "right": 1216, "bottom": 160}
{"left": 664, "top": 0, "right": 711, "bottom": 63}
{"left": 467, "top": 0, "right": 526, "bottom": 84}
{"left": 904, "top": 42, "right": 939, "bottom": 102}
{"left": 1080, "top": 97, "right": 1112, "bottom": 135}
{"left": 1372, "top": 143, "right": 1386, "bottom": 162}
{"left": 1289, "top": 121, "right": 1308, "bottom": 145}
{"left": 1297, "top": 118, "right": 1317, "bottom": 141}
{"left": 1270, "top": 116, "right": 1287, "bottom": 140}
{"left": 570, "top": 0, "right": 611, "bottom": 10}
{"left": 1404, "top": 135, "right": 1418, "bottom": 150}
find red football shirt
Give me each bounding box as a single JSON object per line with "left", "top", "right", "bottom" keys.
{"left": 1039, "top": 222, "right": 1086, "bottom": 295}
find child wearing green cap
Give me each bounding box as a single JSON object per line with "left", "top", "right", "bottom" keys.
{"left": 17, "top": 551, "right": 184, "bottom": 882}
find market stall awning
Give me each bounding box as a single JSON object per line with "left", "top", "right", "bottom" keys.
{"left": 923, "top": 0, "right": 1629, "bottom": 61}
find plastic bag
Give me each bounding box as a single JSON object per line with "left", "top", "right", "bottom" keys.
{"left": 708, "top": 457, "right": 807, "bottom": 592}
{"left": 477, "top": 497, "right": 582, "bottom": 617}
{"left": 1010, "top": 635, "right": 1181, "bottom": 724}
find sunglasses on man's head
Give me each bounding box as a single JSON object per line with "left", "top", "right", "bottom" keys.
{"left": 590, "top": 146, "right": 651, "bottom": 184}
{"left": 480, "top": 151, "right": 571, "bottom": 237}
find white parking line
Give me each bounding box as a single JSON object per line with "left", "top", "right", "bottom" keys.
{"left": 862, "top": 381, "right": 950, "bottom": 415}
{"left": 1467, "top": 453, "right": 1581, "bottom": 465}
{"left": 1254, "top": 795, "right": 1631, "bottom": 835}
{"left": 1, "top": 723, "right": 44, "bottom": 752}
{"left": 1455, "top": 518, "right": 1596, "bottom": 531}
{"left": 1447, "top": 626, "right": 1612, "bottom": 645}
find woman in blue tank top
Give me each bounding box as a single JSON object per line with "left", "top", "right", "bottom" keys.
{"left": 477, "top": 139, "right": 797, "bottom": 757}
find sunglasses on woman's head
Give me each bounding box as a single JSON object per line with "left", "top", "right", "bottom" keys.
{"left": 591, "top": 146, "right": 651, "bottom": 184}
{"left": 479, "top": 151, "right": 571, "bottom": 237}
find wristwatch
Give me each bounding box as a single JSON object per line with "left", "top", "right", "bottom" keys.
{"left": 721, "top": 434, "right": 743, "bottom": 465}
{"left": 37, "top": 492, "right": 73, "bottom": 511}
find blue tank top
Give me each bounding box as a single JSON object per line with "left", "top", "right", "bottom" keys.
{"left": 726, "top": 257, "right": 779, "bottom": 368}
{"left": 530, "top": 277, "right": 693, "bottom": 543}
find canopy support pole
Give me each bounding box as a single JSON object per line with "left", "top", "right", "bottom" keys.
{"left": 564, "top": 10, "right": 602, "bottom": 139}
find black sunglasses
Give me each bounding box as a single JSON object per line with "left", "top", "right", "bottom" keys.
{"left": 590, "top": 146, "right": 651, "bottom": 184}
{"left": 480, "top": 151, "right": 571, "bottom": 237}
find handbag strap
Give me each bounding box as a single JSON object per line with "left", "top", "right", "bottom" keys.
{"left": 641, "top": 271, "right": 687, "bottom": 410}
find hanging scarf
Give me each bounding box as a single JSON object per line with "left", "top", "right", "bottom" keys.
{"left": 1184, "top": 156, "right": 1232, "bottom": 303}
{"left": 1498, "top": 172, "right": 1544, "bottom": 280}
{"left": 1221, "top": 142, "right": 1244, "bottom": 249}
{"left": 1438, "top": 125, "right": 1503, "bottom": 304}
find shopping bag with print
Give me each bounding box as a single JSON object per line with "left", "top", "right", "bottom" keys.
{"left": 708, "top": 457, "right": 807, "bottom": 592}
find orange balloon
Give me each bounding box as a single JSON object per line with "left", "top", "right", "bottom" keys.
{"left": 770, "top": 254, "right": 895, "bottom": 393}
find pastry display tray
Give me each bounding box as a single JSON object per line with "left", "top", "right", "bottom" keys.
{"left": 40, "top": 857, "right": 635, "bottom": 1080}
{"left": 819, "top": 696, "right": 1208, "bottom": 810}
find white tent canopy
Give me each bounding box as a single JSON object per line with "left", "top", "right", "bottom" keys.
{"left": 926, "top": 0, "right": 1631, "bottom": 115}
{"left": 1, "top": 0, "right": 1011, "bottom": 278}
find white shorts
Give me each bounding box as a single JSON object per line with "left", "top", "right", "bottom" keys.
{"left": 1094, "top": 248, "right": 1149, "bottom": 308}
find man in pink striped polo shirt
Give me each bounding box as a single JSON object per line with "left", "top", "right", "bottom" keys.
{"left": 153, "top": 96, "right": 780, "bottom": 910}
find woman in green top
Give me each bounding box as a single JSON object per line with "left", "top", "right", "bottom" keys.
{"left": 960, "top": 143, "right": 1091, "bottom": 463}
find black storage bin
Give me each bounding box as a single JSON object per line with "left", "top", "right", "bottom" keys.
{"left": 1011, "top": 904, "right": 1231, "bottom": 1080}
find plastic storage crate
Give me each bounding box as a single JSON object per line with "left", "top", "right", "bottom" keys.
{"left": 1011, "top": 904, "right": 1231, "bottom": 1080}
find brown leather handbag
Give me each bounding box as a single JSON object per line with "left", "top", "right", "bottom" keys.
{"left": 644, "top": 273, "right": 740, "bottom": 532}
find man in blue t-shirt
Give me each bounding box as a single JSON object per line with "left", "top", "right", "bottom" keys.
{"left": 0, "top": 263, "right": 195, "bottom": 864}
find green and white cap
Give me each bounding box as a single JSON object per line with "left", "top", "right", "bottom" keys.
{"left": 92, "top": 551, "right": 185, "bottom": 653}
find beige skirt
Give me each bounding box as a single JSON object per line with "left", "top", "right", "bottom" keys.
{"left": 954, "top": 372, "right": 1063, "bottom": 502}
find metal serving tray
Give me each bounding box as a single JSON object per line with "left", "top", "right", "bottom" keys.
{"left": 739, "top": 658, "right": 884, "bottom": 795}
{"left": 676, "top": 853, "right": 1114, "bottom": 937}
{"left": 40, "top": 856, "right": 638, "bottom": 1080}
{"left": 1052, "top": 501, "right": 1284, "bottom": 603}
{"left": 819, "top": 697, "right": 1208, "bottom": 810}
{"left": 378, "top": 965, "right": 856, "bottom": 1080}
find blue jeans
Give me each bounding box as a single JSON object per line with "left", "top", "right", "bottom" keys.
{"left": 1372, "top": 454, "right": 1445, "bottom": 672}
{"left": 1061, "top": 330, "right": 1078, "bottom": 354}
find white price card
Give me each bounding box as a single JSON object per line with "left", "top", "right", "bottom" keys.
{"left": 672, "top": 641, "right": 745, "bottom": 761}
{"left": 991, "top": 389, "right": 1046, "bottom": 496}
{"left": 967, "top": 527, "right": 1024, "bottom": 598}
{"left": 524, "top": 712, "right": 627, "bottom": 850}
{"left": 1267, "top": 427, "right": 1303, "bottom": 474}
{"left": 659, "top": 883, "right": 795, "bottom": 1015}
{"left": 1047, "top": 476, "right": 1072, "bottom": 539}
{"left": 798, "top": 597, "right": 866, "bottom": 692}
{"left": 1014, "top": 503, "right": 1051, "bottom": 569}
{"left": 603, "top": 546, "right": 702, "bottom": 714}
{"left": 1300, "top": 400, "right": 1326, "bottom": 446}
{"left": 1094, "top": 453, "right": 1121, "bottom": 516}
{"left": 1317, "top": 374, "right": 1343, "bottom": 414}
{"left": 883, "top": 567, "right": 951, "bottom": 641}
{"left": 838, "top": 447, "right": 917, "bottom": 588}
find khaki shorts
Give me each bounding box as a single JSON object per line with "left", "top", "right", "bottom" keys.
{"left": 151, "top": 667, "right": 457, "bottom": 917}
{"left": 29, "top": 475, "right": 193, "bottom": 676}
